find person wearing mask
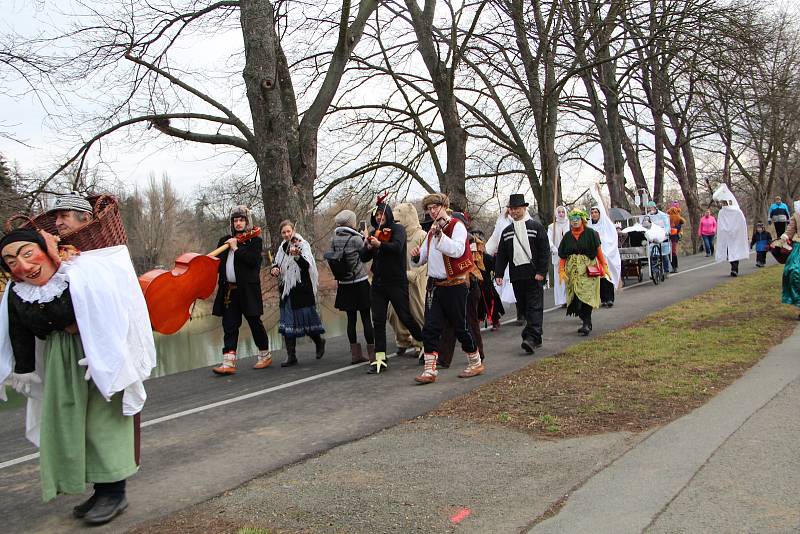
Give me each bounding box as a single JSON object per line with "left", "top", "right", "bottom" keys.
{"left": 698, "top": 209, "right": 717, "bottom": 257}
{"left": 329, "top": 210, "right": 372, "bottom": 364}
{"left": 360, "top": 196, "right": 423, "bottom": 374}
{"left": 558, "top": 210, "right": 609, "bottom": 335}
{"left": 768, "top": 196, "right": 791, "bottom": 238}
{"left": 494, "top": 194, "right": 550, "bottom": 354}
{"left": 548, "top": 206, "right": 570, "bottom": 308}
{"left": 270, "top": 221, "right": 326, "bottom": 366}
{"left": 645, "top": 201, "right": 672, "bottom": 275}
{"left": 588, "top": 201, "right": 622, "bottom": 307}
{"left": 712, "top": 185, "right": 749, "bottom": 277}
{"left": 211, "top": 206, "right": 272, "bottom": 375}
{"left": 666, "top": 201, "right": 686, "bottom": 272}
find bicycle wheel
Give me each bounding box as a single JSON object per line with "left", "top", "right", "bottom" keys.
{"left": 650, "top": 248, "right": 662, "bottom": 285}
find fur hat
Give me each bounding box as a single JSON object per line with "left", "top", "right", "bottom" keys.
{"left": 421, "top": 192, "right": 450, "bottom": 210}
{"left": 334, "top": 209, "right": 357, "bottom": 229}
{"left": 230, "top": 205, "right": 254, "bottom": 234}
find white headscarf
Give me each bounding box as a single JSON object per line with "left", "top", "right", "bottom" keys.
{"left": 587, "top": 190, "right": 622, "bottom": 288}
{"left": 548, "top": 205, "right": 570, "bottom": 265}
{"left": 274, "top": 232, "right": 318, "bottom": 298}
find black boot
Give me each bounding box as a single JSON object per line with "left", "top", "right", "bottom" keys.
{"left": 312, "top": 335, "right": 326, "bottom": 359}
{"left": 281, "top": 337, "right": 298, "bottom": 367}
{"left": 83, "top": 481, "right": 127, "bottom": 525}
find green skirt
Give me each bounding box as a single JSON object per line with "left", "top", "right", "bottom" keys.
{"left": 781, "top": 243, "right": 800, "bottom": 308}
{"left": 565, "top": 254, "right": 600, "bottom": 314}
{"left": 39, "top": 331, "right": 137, "bottom": 502}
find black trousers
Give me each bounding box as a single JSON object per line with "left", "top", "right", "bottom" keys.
{"left": 371, "top": 283, "right": 423, "bottom": 353}
{"left": 756, "top": 251, "right": 767, "bottom": 265}
{"left": 600, "top": 278, "right": 615, "bottom": 304}
{"left": 423, "top": 283, "right": 476, "bottom": 355}
{"left": 438, "top": 280, "right": 484, "bottom": 366}
{"left": 775, "top": 222, "right": 787, "bottom": 238}
{"left": 578, "top": 301, "right": 593, "bottom": 324}
{"left": 730, "top": 260, "right": 739, "bottom": 274}
{"left": 221, "top": 284, "right": 270, "bottom": 353}
{"left": 511, "top": 278, "right": 544, "bottom": 343}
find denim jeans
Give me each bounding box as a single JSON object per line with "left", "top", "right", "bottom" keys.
{"left": 701, "top": 235, "right": 714, "bottom": 255}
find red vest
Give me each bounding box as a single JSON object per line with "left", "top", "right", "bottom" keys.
{"left": 428, "top": 217, "right": 474, "bottom": 279}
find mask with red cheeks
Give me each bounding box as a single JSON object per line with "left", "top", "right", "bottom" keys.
{"left": 1, "top": 241, "right": 58, "bottom": 286}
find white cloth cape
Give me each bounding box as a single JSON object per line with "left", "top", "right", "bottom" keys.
{"left": 0, "top": 245, "right": 157, "bottom": 446}
{"left": 587, "top": 193, "right": 622, "bottom": 288}
{"left": 715, "top": 205, "right": 750, "bottom": 262}
{"left": 547, "top": 206, "right": 570, "bottom": 306}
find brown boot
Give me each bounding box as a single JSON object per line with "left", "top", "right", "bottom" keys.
{"left": 366, "top": 344, "right": 376, "bottom": 363}
{"left": 212, "top": 351, "right": 237, "bottom": 375}
{"left": 414, "top": 352, "right": 438, "bottom": 384}
{"left": 350, "top": 343, "right": 367, "bottom": 364}
{"left": 253, "top": 349, "right": 273, "bottom": 369}
{"left": 458, "top": 350, "right": 485, "bottom": 378}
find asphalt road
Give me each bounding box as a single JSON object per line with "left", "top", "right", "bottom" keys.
{"left": 0, "top": 252, "right": 760, "bottom": 533}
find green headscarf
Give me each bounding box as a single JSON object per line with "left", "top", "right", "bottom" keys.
{"left": 568, "top": 208, "right": 589, "bottom": 222}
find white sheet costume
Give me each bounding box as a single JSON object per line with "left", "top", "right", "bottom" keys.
{"left": 712, "top": 185, "right": 750, "bottom": 263}
{"left": 547, "top": 206, "right": 570, "bottom": 306}
{"left": 587, "top": 192, "right": 622, "bottom": 289}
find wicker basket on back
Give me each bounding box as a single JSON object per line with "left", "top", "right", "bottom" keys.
{"left": 4, "top": 194, "right": 127, "bottom": 251}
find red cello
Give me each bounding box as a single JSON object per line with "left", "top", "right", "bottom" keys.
{"left": 138, "top": 227, "right": 261, "bottom": 334}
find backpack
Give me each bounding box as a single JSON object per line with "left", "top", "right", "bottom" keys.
{"left": 324, "top": 234, "right": 355, "bottom": 281}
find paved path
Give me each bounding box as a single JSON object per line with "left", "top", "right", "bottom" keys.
{"left": 0, "top": 252, "right": 776, "bottom": 533}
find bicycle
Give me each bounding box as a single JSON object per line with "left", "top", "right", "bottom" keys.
{"left": 649, "top": 242, "right": 666, "bottom": 285}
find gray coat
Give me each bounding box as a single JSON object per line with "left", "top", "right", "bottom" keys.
{"left": 330, "top": 227, "right": 369, "bottom": 284}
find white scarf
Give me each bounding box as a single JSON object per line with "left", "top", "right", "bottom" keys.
{"left": 274, "top": 232, "right": 318, "bottom": 298}
{"left": 512, "top": 219, "right": 533, "bottom": 267}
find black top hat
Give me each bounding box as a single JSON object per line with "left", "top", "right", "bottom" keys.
{"left": 507, "top": 193, "right": 529, "bottom": 208}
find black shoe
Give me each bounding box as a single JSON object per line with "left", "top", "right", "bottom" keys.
{"left": 73, "top": 493, "right": 98, "bottom": 519}
{"left": 315, "top": 338, "right": 326, "bottom": 359}
{"left": 521, "top": 338, "right": 536, "bottom": 354}
{"left": 606, "top": 302, "right": 613, "bottom": 308}
{"left": 396, "top": 347, "right": 407, "bottom": 357}
{"left": 281, "top": 355, "right": 298, "bottom": 367}
{"left": 83, "top": 495, "right": 128, "bottom": 525}
{"left": 577, "top": 324, "right": 588, "bottom": 335}
{"left": 730, "top": 271, "right": 738, "bottom": 277}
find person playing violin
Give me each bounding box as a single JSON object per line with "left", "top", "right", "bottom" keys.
{"left": 211, "top": 206, "right": 272, "bottom": 375}
{"left": 359, "top": 195, "right": 423, "bottom": 374}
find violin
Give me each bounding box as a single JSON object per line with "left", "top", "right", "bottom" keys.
{"left": 138, "top": 227, "right": 261, "bottom": 335}
{"left": 374, "top": 227, "right": 393, "bottom": 242}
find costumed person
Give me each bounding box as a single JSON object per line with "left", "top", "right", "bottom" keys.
{"left": 473, "top": 228, "right": 505, "bottom": 329}
{"left": 47, "top": 191, "right": 94, "bottom": 235}
{"left": 359, "top": 195, "right": 423, "bottom": 374}
{"left": 768, "top": 196, "right": 791, "bottom": 238}
{"left": 436, "top": 211, "right": 485, "bottom": 368}
{"left": 666, "top": 201, "right": 686, "bottom": 272}
{"left": 712, "top": 185, "right": 749, "bottom": 277}
{"left": 548, "top": 205, "right": 570, "bottom": 308}
{"left": 558, "top": 209, "right": 609, "bottom": 335}
{"left": 645, "top": 201, "right": 672, "bottom": 275}
{"left": 270, "top": 220, "right": 326, "bottom": 366}
{"left": 211, "top": 206, "right": 272, "bottom": 375}
{"left": 588, "top": 195, "right": 622, "bottom": 307}
{"left": 779, "top": 199, "right": 800, "bottom": 319}
{"left": 386, "top": 202, "right": 427, "bottom": 360}
{"left": 329, "top": 210, "right": 372, "bottom": 364}
{"left": 486, "top": 207, "right": 522, "bottom": 324}
{"left": 411, "top": 193, "right": 483, "bottom": 384}
{"left": 750, "top": 222, "right": 772, "bottom": 268}
{"left": 698, "top": 209, "right": 717, "bottom": 257}
{"left": 494, "top": 194, "right": 550, "bottom": 354}
{"left": 0, "top": 228, "right": 156, "bottom": 525}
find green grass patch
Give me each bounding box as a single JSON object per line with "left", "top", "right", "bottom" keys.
{"left": 432, "top": 266, "right": 798, "bottom": 438}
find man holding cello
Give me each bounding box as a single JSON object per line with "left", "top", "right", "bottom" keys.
{"left": 211, "top": 206, "right": 272, "bottom": 375}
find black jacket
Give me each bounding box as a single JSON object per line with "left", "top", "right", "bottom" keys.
{"left": 212, "top": 234, "right": 264, "bottom": 317}
{"left": 359, "top": 204, "right": 408, "bottom": 287}
{"left": 494, "top": 219, "right": 550, "bottom": 282}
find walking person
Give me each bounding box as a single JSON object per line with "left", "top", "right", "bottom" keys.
{"left": 548, "top": 205, "right": 570, "bottom": 308}
{"left": 588, "top": 202, "right": 622, "bottom": 307}
{"left": 410, "top": 193, "right": 483, "bottom": 384}
{"left": 645, "top": 201, "right": 672, "bottom": 275}
{"left": 667, "top": 201, "right": 686, "bottom": 272}
{"left": 360, "top": 196, "right": 423, "bottom": 374}
{"left": 712, "top": 185, "right": 749, "bottom": 277}
{"left": 1, "top": 228, "right": 156, "bottom": 525}
{"left": 768, "top": 196, "right": 791, "bottom": 238}
{"left": 473, "top": 229, "right": 505, "bottom": 330}
{"left": 779, "top": 199, "right": 800, "bottom": 319}
{"left": 494, "top": 194, "right": 550, "bottom": 354}
{"left": 328, "top": 210, "right": 372, "bottom": 364}
{"left": 698, "top": 209, "right": 717, "bottom": 257}
{"left": 212, "top": 206, "right": 272, "bottom": 375}
{"left": 270, "top": 221, "right": 326, "bottom": 366}
{"left": 750, "top": 222, "right": 772, "bottom": 268}
{"left": 558, "top": 210, "right": 609, "bottom": 335}
{"left": 486, "top": 207, "right": 521, "bottom": 323}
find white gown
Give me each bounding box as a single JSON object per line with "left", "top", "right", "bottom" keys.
{"left": 547, "top": 207, "right": 569, "bottom": 306}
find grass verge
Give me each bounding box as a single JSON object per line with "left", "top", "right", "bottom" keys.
{"left": 431, "top": 265, "right": 798, "bottom": 438}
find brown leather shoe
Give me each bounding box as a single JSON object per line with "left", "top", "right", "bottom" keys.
{"left": 253, "top": 353, "right": 272, "bottom": 369}
{"left": 212, "top": 352, "right": 237, "bottom": 375}
{"left": 458, "top": 364, "right": 485, "bottom": 378}
{"left": 414, "top": 371, "right": 437, "bottom": 384}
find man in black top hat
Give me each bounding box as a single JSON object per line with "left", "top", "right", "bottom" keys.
{"left": 494, "top": 194, "right": 550, "bottom": 354}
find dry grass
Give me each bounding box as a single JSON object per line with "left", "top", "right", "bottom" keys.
{"left": 431, "top": 266, "right": 798, "bottom": 437}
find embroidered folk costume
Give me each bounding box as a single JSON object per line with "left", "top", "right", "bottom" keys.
{"left": 411, "top": 193, "right": 483, "bottom": 384}
{"left": 212, "top": 206, "right": 272, "bottom": 374}
{"left": 0, "top": 229, "right": 156, "bottom": 525}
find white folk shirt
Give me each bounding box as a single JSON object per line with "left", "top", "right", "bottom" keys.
{"left": 225, "top": 248, "right": 237, "bottom": 283}
{"left": 412, "top": 218, "right": 468, "bottom": 278}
